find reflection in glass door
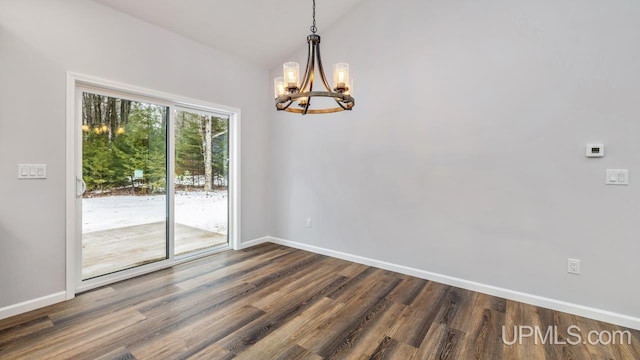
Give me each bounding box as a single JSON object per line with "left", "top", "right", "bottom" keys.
{"left": 174, "top": 109, "right": 229, "bottom": 256}
{"left": 81, "top": 92, "right": 168, "bottom": 280}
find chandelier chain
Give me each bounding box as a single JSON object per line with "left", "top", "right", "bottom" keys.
{"left": 310, "top": 0, "right": 317, "bottom": 33}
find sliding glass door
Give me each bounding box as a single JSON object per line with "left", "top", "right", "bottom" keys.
{"left": 76, "top": 86, "right": 232, "bottom": 285}
{"left": 174, "top": 109, "right": 229, "bottom": 256}
{"left": 81, "top": 93, "right": 169, "bottom": 280}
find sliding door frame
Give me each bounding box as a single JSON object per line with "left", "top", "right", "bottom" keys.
{"left": 65, "top": 72, "right": 241, "bottom": 298}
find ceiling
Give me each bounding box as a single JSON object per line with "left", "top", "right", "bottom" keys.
{"left": 94, "top": 0, "right": 365, "bottom": 69}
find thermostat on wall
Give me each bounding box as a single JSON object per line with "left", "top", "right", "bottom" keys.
{"left": 586, "top": 144, "right": 604, "bottom": 157}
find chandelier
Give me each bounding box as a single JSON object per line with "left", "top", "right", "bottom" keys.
{"left": 274, "top": 0, "right": 355, "bottom": 115}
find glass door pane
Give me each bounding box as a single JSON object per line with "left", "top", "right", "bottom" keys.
{"left": 81, "top": 92, "right": 168, "bottom": 280}
{"left": 174, "top": 109, "right": 229, "bottom": 256}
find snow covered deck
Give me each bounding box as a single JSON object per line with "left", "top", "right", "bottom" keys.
{"left": 81, "top": 191, "right": 228, "bottom": 279}
{"left": 82, "top": 222, "right": 227, "bottom": 279}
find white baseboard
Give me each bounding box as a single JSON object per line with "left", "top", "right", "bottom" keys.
{"left": 238, "top": 236, "right": 270, "bottom": 249}
{"left": 265, "top": 236, "right": 640, "bottom": 331}
{"left": 0, "top": 291, "right": 66, "bottom": 321}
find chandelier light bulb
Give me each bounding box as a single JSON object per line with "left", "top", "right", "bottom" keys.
{"left": 283, "top": 62, "right": 300, "bottom": 91}
{"left": 333, "top": 63, "right": 349, "bottom": 92}
{"left": 274, "top": 77, "right": 285, "bottom": 99}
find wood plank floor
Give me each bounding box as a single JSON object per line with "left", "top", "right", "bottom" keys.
{"left": 1, "top": 243, "right": 638, "bottom": 359}
{"left": 83, "top": 222, "right": 227, "bottom": 279}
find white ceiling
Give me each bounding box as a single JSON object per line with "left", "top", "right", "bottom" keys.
{"left": 94, "top": 0, "right": 365, "bottom": 69}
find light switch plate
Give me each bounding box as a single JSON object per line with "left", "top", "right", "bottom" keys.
{"left": 18, "top": 164, "right": 47, "bottom": 179}
{"left": 605, "top": 169, "right": 628, "bottom": 185}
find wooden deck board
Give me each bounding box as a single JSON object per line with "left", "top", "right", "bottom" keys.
{"left": 82, "top": 222, "right": 227, "bottom": 279}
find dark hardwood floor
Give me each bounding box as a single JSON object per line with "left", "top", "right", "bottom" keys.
{"left": 1, "top": 243, "right": 638, "bottom": 359}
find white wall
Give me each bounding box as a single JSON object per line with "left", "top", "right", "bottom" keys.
{"left": 269, "top": 0, "right": 640, "bottom": 322}
{"left": 0, "top": 0, "right": 270, "bottom": 308}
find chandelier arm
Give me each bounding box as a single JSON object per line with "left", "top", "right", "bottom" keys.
{"left": 299, "top": 38, "right": 314, "bottom": 92}
{"left": 314, "top": 41, "right": 332, "bottom": 92}
{"left": 275, "top": 98, "right": 295, "bottom": 111}
{"left": 302, "top": 100, "right": 311, "bottom": 115}
{"left": 308, "top": 43, "right": 316, "bottom": 92}
{"left": 334, "top": 98, "right": 348, "bottom": 111}
{"left": 345, "top": 96, "right": 355, "bottom": 108}
{"left": 337, "top": 96, "right": 355, "bottom": 110}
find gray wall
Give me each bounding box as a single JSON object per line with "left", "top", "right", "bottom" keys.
{"left": 269, "top": 0, "right": 640, "bottom": 318}
{"left": 0, "top": 0, "right": 270, "bottom": 307}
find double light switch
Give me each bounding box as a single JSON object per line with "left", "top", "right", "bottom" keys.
{"left": 605, "top": 169, "right": 628, "bottom": 185}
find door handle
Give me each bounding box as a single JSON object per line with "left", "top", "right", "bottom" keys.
{"left": 76, "top": 177, "right": 86, "bottom": 198}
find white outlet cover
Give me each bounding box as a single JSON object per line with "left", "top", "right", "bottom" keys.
{"left": 568, "top": 258, "right": 581, "bottom": 275}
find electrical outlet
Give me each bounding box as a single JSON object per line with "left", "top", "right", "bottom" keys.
{"left": 568, "top": 258, "right": 581, "bottom": 275}
{"left": 305, "top": 218, "right": 312, "bottom": 228}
